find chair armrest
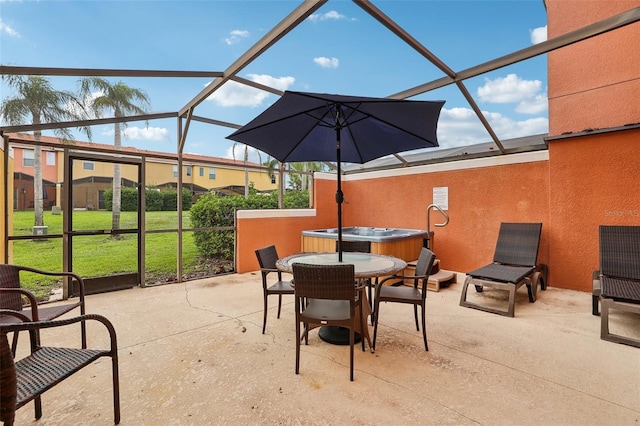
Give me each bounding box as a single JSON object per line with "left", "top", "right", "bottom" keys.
{"left": 0, "top": 288, "right": 40, "bottom": 320}
{"left": 0, "top": 309, "right": 31, "bottom": 322}
{"left": 378, "top": 274, "right": 405, "bottom": 286}
{"left": 0, "top": 313, "right": 118, "bottom": 353}
{"left": 14, "top": 266, "right": 86, "bottom": 301}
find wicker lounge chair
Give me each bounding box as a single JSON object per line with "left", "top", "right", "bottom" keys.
{"left": 459, "top": 222, "right": 546, "bottom": 317}
{"left": 0, "top": 312, "right": 120, "bottom": 425}
{"left": 255, "top": 245, "right": 295, "bottom": 334}
{"left": 373, "top": 247, "right": 436, "bottom": 351}
{"left": 292, "top": 263, "right": 363, "bottom": 381}
{"left": 592, "top": 225, "right": 640, "bottom": 348}
{"left": 0, "top": 265, "right": 86, "bottom": 355}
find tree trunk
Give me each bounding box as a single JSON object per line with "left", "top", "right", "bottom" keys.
{"left": 278, "top": 162, "right": 285, "bottom": 208}
{"left": 112, "top": 120, "right": 122, "bottom": 231}
{"left": 33, "top": 128, "right": 44, "bottom": 227}
{"left": 244, "top": 146, "right": 249, "bottom": 199}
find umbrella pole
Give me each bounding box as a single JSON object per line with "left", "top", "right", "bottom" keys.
{"left": 336, "top": 126, "right": 343, "bottom": 262}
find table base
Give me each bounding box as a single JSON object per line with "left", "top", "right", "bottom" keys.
{"left": 318, "top": 326, "right": 362, "bottom": 345}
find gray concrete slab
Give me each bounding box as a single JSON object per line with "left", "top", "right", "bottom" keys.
{"left": 10, "top": 271, "right": 640, "bottom": 425}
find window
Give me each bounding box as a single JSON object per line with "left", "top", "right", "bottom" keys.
{"left": 172, "top": 165, "right": 178, "bottom": 178}
{"left": 186, "top": 166, "right": 192, "bottom": 177}
{"left": 23, "top": 150, "right": 34, "bottom": 167}
{"left": 82, "top": 161, "right": 94, "bottom": 171}
{"left": 199, "top": 167, "right": 204, "bottom": 177}
{"left": 46, "top": 151, "right": 56, "bottom": 166}
{"left": 209, "top": 168, "right": 216, "bottom": 180}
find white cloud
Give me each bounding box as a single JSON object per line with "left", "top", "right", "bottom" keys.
{"left": 515, "top": 94, "right": 548, "bottom": 114}
{"left": 225, "top": 143, "right": 263, "bottom": 163}
{"left": 530, "top": 25, "right": 547, "bottom": 44}
{"left": 477, "top": 73, "right": 547, "bottom": 114}
{"left": 478, "top": 74, "right": 541, "bottom": 103}
{"left": 436, "top": 107, "right": 548, "bottom": 148}
{"left": 123, "top": 126, "right": 168, "bottom": 141}
{"left": 102, "top": 126, "right": 169, "bottom": 142}
{"left": 0, "top": 19, "right": 19, "bottom": 37}
{"left": 206, "top": 74, "right": 295, "bottom": 107}
{"left": 308, "top": 10, "right": 347, "bottom": 22}
{"left": 225, "top": 29, "right": 249, "bottom": 45}
{"left": 313, "top": 56, "right": 339, "bottom": 69}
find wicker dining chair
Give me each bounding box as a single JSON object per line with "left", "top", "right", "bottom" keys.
{"left": 0, "top": 264, "right": 87, "bottom": 356}
{"left": 292, "top": 262, "right": 362, "bottom": 381}
{"left": 336, "top": 240, "right": 375, "bottom": 322}
{"left": 0, "top": 311, "right": 120, "bottom": 425}
{"left": 255, "top": 245, "right": 294, "bottom": 334}
{"left": 372, "top": 247, "right": 436, "bottom": 351}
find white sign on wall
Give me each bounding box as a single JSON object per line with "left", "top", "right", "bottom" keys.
{"left": 433, "top": 187, "right": 449, "bottom": 210}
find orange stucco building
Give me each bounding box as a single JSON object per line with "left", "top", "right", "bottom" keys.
{"left": 236, "top": 0, "right": 640, "bottom": 293}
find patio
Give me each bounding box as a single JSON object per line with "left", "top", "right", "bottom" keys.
{"left": 9, "top": 271, "right": 640, "bottom": 425}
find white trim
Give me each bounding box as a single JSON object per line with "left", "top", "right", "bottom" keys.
{"left": 237, "top": 209, "right": 317, "bottom": 219}
{"left": 314, "top": 150, "right": 549, "bottom": 181}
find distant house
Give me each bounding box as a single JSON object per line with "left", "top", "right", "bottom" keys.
{"left": 7, "top": 133, "right": 277, "bottom": 211}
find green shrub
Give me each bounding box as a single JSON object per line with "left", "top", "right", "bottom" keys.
{"left": 103, "top": 188, "right": 193, "bottom": 211}
{"left": 190, "top": 190, "right": 309, "bottom": 259}
{"left": 161, "top": 189, "right": 193, "bottom": 211}
{"left": 146, "top": 190, "right": 163, "bottom": 211}
{"left": 104, "top": 187, "right": 138, "bottom": 211}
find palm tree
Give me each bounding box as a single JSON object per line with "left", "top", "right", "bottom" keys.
{"left": 232, "top": 142, "right": 262, "bottom": 199}
{"left": 288, "top": 161, "right": 324, "bottom": 191}
{"left": 1, "top": 75, "right": 90, "bottom": 227}
{"left": 263, "top": 156, "right": 284, "bottom": 207}
{"left": 80, "top": 78, "right": 150, "bottom": 231}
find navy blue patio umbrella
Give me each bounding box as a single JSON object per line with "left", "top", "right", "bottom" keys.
{"left": 227, "top": 91, "right": 445, "bottom": 261}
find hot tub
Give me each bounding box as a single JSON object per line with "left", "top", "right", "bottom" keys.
{"left": 301, "top": 227, "right": 429, "bottom": 261}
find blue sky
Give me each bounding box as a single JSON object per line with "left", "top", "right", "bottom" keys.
{"left": 0, "top": 0, "right": 548, "bottom": 163}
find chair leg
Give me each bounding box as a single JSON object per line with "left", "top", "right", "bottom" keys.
{"left": 112, "top": 352, "right": 121, "bottom": 424}
{"left": 262, "top": 294, "right": 268, "bottom": 334}
{"left": 368, "top": 280, "right": 375, "bottom": 325}
{"left": 507, "top": 286, "right": 516, "bottom": 318}
{"left": 81, "top": 319, "right": 87, "bottom": 349}
{"left": 295, "top": 320, "right": 301, "bottom": 374}
{"left": 360, "top": 302, "right": 366, "bottom": 352}
{"left": 413, "top": 305, "right": 419, "bottom": 331}
{"left": 421, "top": 304, "right": 428, "bottom": 351}
{"left": 592, "top": 294, "right": 601, "bottom": 316}
{"left": 349, "top": 325, "right": 355, "bottom": 381}
{"left": 34, "top": 395, "right": 42, "bottom": 420}
{"left": 277, "top": 294, "right": 282, "bottom": 319}
{"left": 372, "top": 298, "right": 381, "bottom": 350}
{"left": 10, "top": 330, "right": 20, "bottom": 357}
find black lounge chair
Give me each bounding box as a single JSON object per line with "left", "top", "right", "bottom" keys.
{"left": 592, "top": 225, "right": 640, "bottom": 348}
{"left": 460, "top": 222, "right": 547, "bottom": 317}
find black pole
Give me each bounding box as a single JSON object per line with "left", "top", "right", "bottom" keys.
{"left": 336, "top": 124, "right": 343, "bottom": 262}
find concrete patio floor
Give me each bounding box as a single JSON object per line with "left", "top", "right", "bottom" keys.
{"left": 11, "top": 271, "right": 640, "bottom": 425}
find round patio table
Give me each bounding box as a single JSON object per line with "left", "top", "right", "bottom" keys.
{"left": 276, "top": 252, "right": 407, "bottom": 347}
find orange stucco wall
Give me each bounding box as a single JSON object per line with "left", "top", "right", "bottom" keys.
{"left": 544, "top": 0, "right": 640, "bottom": 290}
{"left": 548, "top": 129, "right": 640, "bottom": 291}
{"left": 237, "top": 154, "right": 551, "bottom": 277}
{"left": 235, "top": 177, "right": 339, "bottom": 273}
{"left": 341, "top": 158, "right": 550, "bottom": 275}
{"left": 547, "top": 0, "right": 640, "bottom": 134}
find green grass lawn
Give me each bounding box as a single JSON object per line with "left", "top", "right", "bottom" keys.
{"left": 10, "top": 210, "right": 224, "bottom": 299}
